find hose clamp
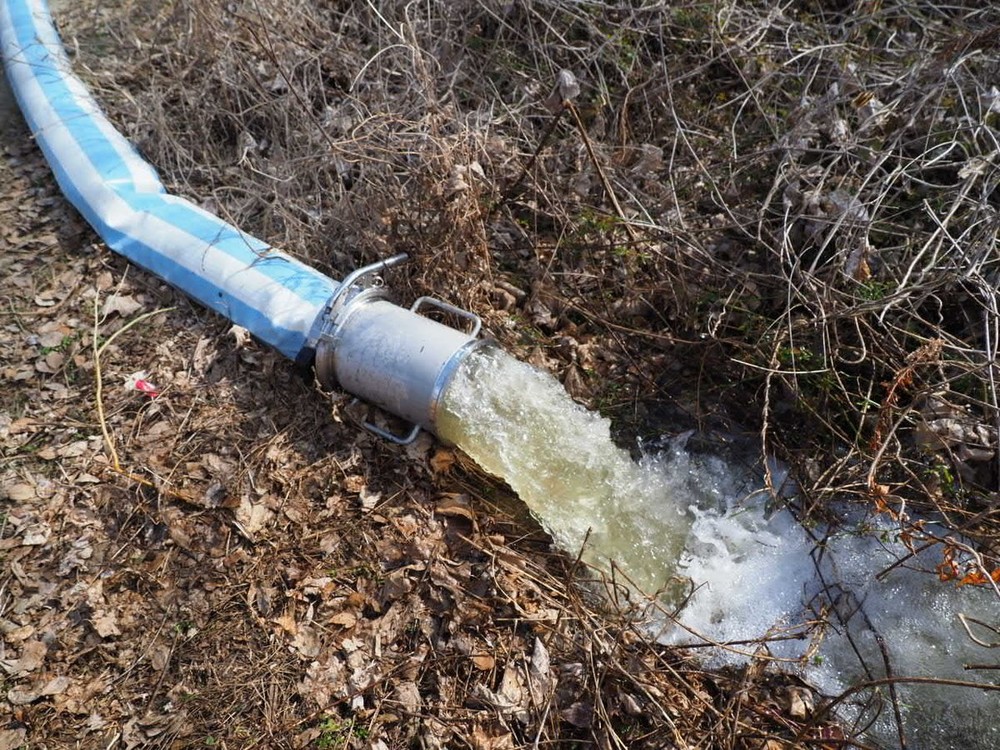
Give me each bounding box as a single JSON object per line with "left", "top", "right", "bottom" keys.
{"left": 315, "top": 253, "right": 410, "bottom": 389}
{"left": 313, "top": 254, "right": 484, "bottom": 445}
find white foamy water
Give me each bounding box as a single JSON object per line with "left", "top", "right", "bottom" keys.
{"left": 671, "top": 461, "right": 1000, "bottom": 750}
{"left": 439, "top": 347, "right": 1000, "bottom": 749}
{"left": 438, "top": 346, "right": 694, "bottom": 593}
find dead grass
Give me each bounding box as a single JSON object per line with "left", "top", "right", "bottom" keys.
{"left": 113, "top": 0, "right": 1000, "bottom": 572}
{"left": 3, "top": 0, "right": 1000, "bottom": 748}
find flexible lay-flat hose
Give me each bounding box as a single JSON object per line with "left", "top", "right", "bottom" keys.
{"left": 2, "top": 0, "right": 487, "bottom": 443}
{"left": 0, "top": 0, "right": 338, "bottom": 363}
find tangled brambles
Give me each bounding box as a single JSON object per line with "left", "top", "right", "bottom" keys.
{"left": 97, "top": 0, "right": 999, "bottom": 569}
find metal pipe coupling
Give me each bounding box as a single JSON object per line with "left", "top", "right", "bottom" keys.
{"left": 314, "top": 254, "right": 487, "bottom": 444}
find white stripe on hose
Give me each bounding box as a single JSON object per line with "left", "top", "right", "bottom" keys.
{"left": 18, "top": 0, "right": 163, "bottom": 194}
{"left": 1, "top": 4, "right": 325, "bottom": 341}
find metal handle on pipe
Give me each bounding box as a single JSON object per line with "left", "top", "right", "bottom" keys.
{"left": 410, "top": 296, "right": 482, "bottom": 337}
{"left": 361, "top": 414, "right": 423, "bottom": 445}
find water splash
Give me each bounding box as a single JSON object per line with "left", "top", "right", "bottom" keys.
{"left": 437, "top": 346, "right": 694, "bottom": 593}
{"left": 671, "top": 490, "right": 1000, "bottom": 750}
{"left": 438, "top": 346, "right": 999, "bottom": 749}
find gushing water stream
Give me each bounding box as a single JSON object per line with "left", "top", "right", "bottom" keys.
{"left": 438, "top": 346, "right": 693, "bottom": 593}
{"left": 438, "top": 347, "right": 999, "bottom": 750}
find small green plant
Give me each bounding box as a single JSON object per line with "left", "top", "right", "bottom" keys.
{"left": 576, "top": 208, "right": 618, "bottom": 235}
{"left": 314, "top": 717, "right": 367, "bottom": 749}
{"left": 39, "top": 332, "right": 79, "bottom": 355}
{"left": 927, "top": 460, "right": 957, "bottom": 496}
{"left": 855, "top": 396, "right": 879, "bottom": 413}
{"left": 316, "top": 718, "right": 344, "bottom": 750}
{"left": 858, "top": 279, "right": 893, "bottom": 301}
{"left": 777, "top": 345, "right": 816, "bottom": 368}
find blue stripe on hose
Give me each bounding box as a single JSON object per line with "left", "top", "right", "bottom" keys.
{"left": 45, "top": 153, "right": 312, "bottom": 360}
{"left": 4, "top": 0, "right": 338, "bottom": 360}
{"left": 133, "top": 197, "right": 338, "bottom": 306}
{"left": 31, "top": 71, "right": 142, "bottom": 190}
{"left": 8, "top": 0, "right": 335, "bottom": 301}
{"left": 7, "top": 0, "right": 143, "bottom": 190}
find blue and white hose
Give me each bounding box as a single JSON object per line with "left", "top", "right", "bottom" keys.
{"left": 2, "top": 0, "right": 488, "bottom": 443}
{"left": 0, "top": 0, "right": 338, "bottom": 363}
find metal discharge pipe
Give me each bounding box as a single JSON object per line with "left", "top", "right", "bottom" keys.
{"left": 1, "top": 0, "right": 481, "bottom": 443}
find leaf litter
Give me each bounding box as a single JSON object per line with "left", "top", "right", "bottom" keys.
{"left": 7, "top": 0, "right": 999, "bottom": 748}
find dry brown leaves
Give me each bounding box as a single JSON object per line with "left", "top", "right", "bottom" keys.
{"left": 0, "top": 137, "right": 826, "bottom": 743}
{"left": 8, "top": 0, "right": 963, "bottom": 746}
